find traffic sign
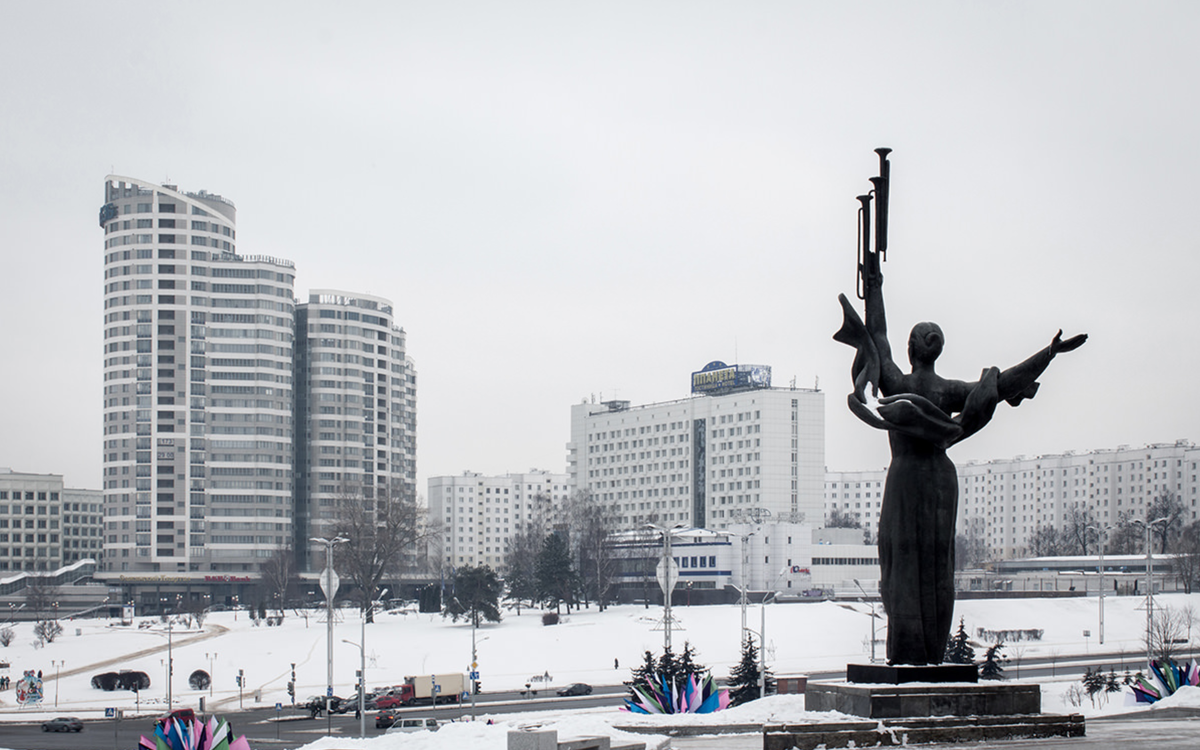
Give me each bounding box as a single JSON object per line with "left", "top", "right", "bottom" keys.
{"left": 326, "top": 686, "right": 334, "bottom": 697}
{"left": 656, "top": 555, "right": 679, "bottom": 594}
{"left": 105, "top": 707, "right": 117, "bottom": 718}
{"left": 319, "top": 566, "right": 340, "bottom": 601}
{"left": 470, "top": 671, "right": 479, "bottom": 680}
{"left": 275, "top": 702, "right": 282, "bottom": 710}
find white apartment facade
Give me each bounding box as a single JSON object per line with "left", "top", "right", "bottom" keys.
{"left": 294, "top": 291, "right": 417, "bottom": 570}
{"left": 567, "top": 366, "right": 824, "bottom": 532}
{"left": 0, "top": 470, "right": 102, "bottom": 572}
{"left": 428, "top": 470, "right": 570, "bottom": 569}
{"left": 826, "top": 440, "right": 1200, "bottom": 560}
{"left": 101, "top": 177, "right": 296, "bottom": 575}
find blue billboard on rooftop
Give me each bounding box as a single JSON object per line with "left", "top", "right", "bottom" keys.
{"left": 690, "top": 361, "right": 771, "bottom": 394}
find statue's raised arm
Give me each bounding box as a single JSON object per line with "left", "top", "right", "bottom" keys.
{"left": 995, "top": 329, "right": 1088, "bottom": 406}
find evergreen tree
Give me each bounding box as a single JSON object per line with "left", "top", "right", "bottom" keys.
{"left": 536, "top": 532, "right": 577, "bottom": 613}
{"left": 979, "top": 642, "right": 1006, "bottom": 680}
{"left": 944, "top": 617, "right": 976, "bottom": 665}
{"left": 628, "top": 650, "right": 657, "bottom": 693}
{"left": 728, "top": 636, "right": 764, "bottom": 705}
{"left": 443, "top": 564, "right": 502, "bottom": 626}
{"left": 656, "top": 646, "right": 678, "bottom": 690}
{"left": 677, "top": 642, "right": 709, "bottom": 690}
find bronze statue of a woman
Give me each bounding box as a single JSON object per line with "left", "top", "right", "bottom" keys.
{"left": 834, "top": 149, "right": 1086, "bottom": 665}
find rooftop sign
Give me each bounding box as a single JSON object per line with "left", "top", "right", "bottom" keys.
{"left": 691, "top": 361, "right": 771, "bottom": 394}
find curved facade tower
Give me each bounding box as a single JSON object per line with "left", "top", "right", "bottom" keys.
{"left": 100, "top": 177, "right": 295, "bottom": 575}
{"left": 294, "top": 290, "right": 418, "bottom": 571}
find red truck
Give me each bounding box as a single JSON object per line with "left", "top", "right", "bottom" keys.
{"left": 375, "top": 674, "right": 466, "bottom": 707}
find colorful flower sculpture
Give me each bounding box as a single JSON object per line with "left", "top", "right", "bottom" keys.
{"left": 1129, "top": 658, "right": 1200, "bottom": 703}
{"left": 138, "top": 715, "right": 251, "bottom": 750}
{"left": 623, "top": 671, "right": 729, "bottom": 714}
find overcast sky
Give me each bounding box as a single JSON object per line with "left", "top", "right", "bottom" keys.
{"left": 2, "top": 2, "right": 1198, "bottom": 493}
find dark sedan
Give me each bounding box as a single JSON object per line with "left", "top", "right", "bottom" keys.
{"left": 375, "top": 708, "right": 401, "bottom": 729}
{"left": 42, "top": 717, "right": 83, "bottom": 732}
{"left": 557, "top": 683, "right": 593, "bottom": 697}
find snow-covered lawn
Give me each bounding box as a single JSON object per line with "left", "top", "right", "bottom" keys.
{"left": 0, "top": 592, "right": 1197, "bottom": 749}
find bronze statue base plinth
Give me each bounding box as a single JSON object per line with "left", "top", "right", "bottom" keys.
{"left": 807, "top": 681, "right": 1040, "bottom": 719}
{"left": 846, "top": 663, "right": 978, "bottom": 684}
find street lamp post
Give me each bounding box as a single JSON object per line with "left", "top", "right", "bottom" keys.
{"left": 51, "top": 659, "right": 63, "bottom": 707}
{"left": 205, "top": 652, "right": 217, "bottom": 699}
{"left": 1131, "top": 516, "right": 1170, "bottom": 665}
{"left": 1085, "top": 524, "right": 1111, "bottom": 644}
{"left": 311, "top": 536, "right": 347, "bottom": 737}
{"left": 735, "top": 509, "right": 771, "bottom": 646}
{"left": 344, "top": 587, "right": 386, "bottom": 738}
{"left": 854, "top": 579, "right": 879, "bottom": 664}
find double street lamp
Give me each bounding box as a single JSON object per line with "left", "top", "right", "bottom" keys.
{"left": 1084, "top": 524, "right": 1112, "bottom": 644}
{"left": 343, "top": 586, "right": 387, "bottom": 739}
{"left": 311, "top": 536, "right": 347, "bottom": 737}
{"left": 644, "top": 523, "right": 685, "bottom": 652}
{"left": 1130, "top": 516, "right": 1170, "bottom": 665}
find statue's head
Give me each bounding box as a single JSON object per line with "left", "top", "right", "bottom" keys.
{"left": 908, "top": 322, "right": 944, "bottom": 366}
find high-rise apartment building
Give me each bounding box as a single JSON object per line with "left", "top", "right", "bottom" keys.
{"left": 568, "top": 363, "right": 825, "bottom": 531}
{"left": 428, "top": 469, "right": 570, "bottom": 569}
{"left": 100, "top": 178, "right": 295, "bottom": 574}
{"left": 294, "top": 291, "right": 417, "bottom": 569}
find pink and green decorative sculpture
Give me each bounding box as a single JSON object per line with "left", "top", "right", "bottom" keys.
{"left": 1130, "top": 658, "right": 1200, "bottom": 703}
{"left": 138, "top": 715, "right": 251, "bottom": 750}
{"left": 623, "top": 671, "right": 729, "bottom": 714}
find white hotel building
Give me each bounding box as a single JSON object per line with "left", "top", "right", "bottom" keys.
{"left": 567, "top": 364, "right": 825, "bottom": 532}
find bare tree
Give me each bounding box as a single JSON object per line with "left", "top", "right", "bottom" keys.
{"left": 1147, "top": 605, "right": 1189, "bottom": 662}
{"left": 260, "top": 542, "right": 297, "bottom": 619}
{"left": 332, "top": 485, "right": 431, "bottom": 622}
{"left": 1106, "top": 512, "right": 1143, "bottom": 555}
{"left": 1177, "top": 522, "right": 1200, "bottom": 595}
{"left": 1026, "top": 524, "right": 1065, "bottom": 557}
{"left": 24, "top": 575, "right": 58, "bottom": 622}
{"left": 955, "top": 518, "right": 991, "bottom": 570}
{"left": 567, "top": 491, "right": 619, "bottom": 611}
{"left": 1062, "top": 506, "right": 1096, "bottom": 556}
{"left": 1147, "top": 492, "right": 1186, "bottom": 554}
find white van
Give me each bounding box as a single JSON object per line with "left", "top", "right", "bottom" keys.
{"left": 385, "top": 717, "right": 440, "bottom": 734}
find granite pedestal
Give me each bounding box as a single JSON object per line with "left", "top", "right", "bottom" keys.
{"left": 806, "top": 681, "right": 1040, "bottom": 719}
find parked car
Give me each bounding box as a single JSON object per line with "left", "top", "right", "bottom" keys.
{"left": 386, "top": 717, "right": 440, "bottom": 734}
{"left": 42, "top": 717, "right": 83, "bottom": 733}
{"left": 375, "top": 709, "right": 401, "bottom": 729}
{"left": 557, "top": 683, "right": 593, "bottom": 697}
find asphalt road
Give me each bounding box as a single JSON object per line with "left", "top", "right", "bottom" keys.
{"left": 0, "top": 689, "right": 630, "bottom": 750}
{"left": 0, "top": 649, "right": 1174, "bottom": 750}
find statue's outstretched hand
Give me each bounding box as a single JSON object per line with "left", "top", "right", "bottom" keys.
{"left": 1050, "top": 330, "right": 1087, "bottom": 356}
